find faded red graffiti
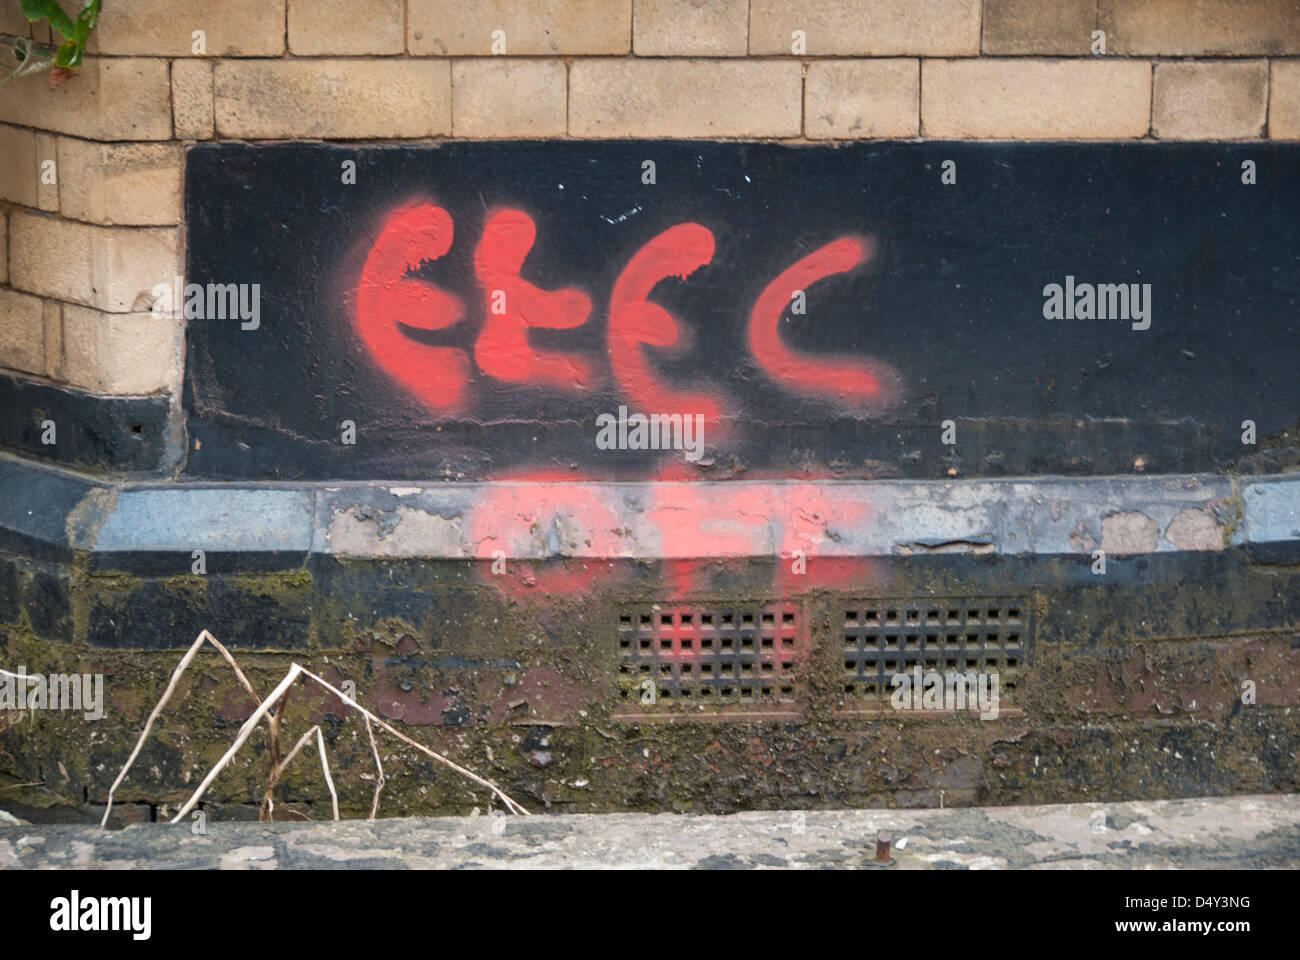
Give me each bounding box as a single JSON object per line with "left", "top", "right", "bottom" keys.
{"left": 607, "top": 222, "right": 729, "bottom": 433}
{"left": 473, "top": 209, "right": 595, "bottom": 390}
{"left": 750, "top": 236, "right": 902, "bottom": 413}
{"left": 355, "top": 203, "right": 903, "bottom": 602}
{"left": 356, "top": 202, "right": 469, "bottom": 411}
{"left": 355, "top": 204, "right": 902, "bottom": 420}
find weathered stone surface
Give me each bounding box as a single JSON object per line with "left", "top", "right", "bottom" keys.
{"left": 3, "top": 795, "right": 1298, "bottom": 868}
{"left": 452, "top": 59, "right": 567, "bottom": 137}
{"left": 569, "top": 60, "right": 802, "bottom": 137}
{"left": 214, "top": 60, "right": 450, "bottom": 139}
{"left": 805, "top": 59, "right": 920, "bottom": 139}
{"left": 922, "top": 59, "right": 1151, "bottom": 139}
{"left": 1152, "top": 61, "right": 1268, "bottom": 140}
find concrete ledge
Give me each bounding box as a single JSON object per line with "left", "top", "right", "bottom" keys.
{"left": 4, "top": 453, "right": 1296, "bottom": 564}
{"left": 4, "top": 794, "right": 1298, "bottom": 869}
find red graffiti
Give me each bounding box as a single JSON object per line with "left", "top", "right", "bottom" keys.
{"left": 473, "top": 209, "right": 595, "bottom": 390}
{"left": 356, "top": 204, "right": 901, "bottom": 430}
{"left": 607, "top": 223, "right": 728, "bottom": 432}
{"left": 749, "top": 236, "right": 901, "bottom": 413}
{"left": 356, "top": 202, "right": 469, "bottom": 411}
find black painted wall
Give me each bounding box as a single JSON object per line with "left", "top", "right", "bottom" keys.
{"left": 177, "top": 141, "right": 1299, "bottom": 481}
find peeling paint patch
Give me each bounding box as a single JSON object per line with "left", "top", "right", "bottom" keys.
{"left": 328, "top": 506, "right": 466, "bottom": 557}
{"left": 1165, "top": 508, "right": 1224, "bottom": 552}
{"left": 896, "top": 539, "right": 995, "bottom": 556}
{"left": 1100, "top": 512, "right": 1158, "bottom": 556}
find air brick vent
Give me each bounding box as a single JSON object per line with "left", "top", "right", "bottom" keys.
{"left": 618, "top": 603, "right": 800, "bottom": 708}
{"left": 841, "top": 599, "right": 1028, "bottom": 707}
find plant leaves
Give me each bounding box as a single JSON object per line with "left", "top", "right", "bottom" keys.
{"left": 74, "top": 0, "right": 100, "bottom": 42}
{"left": 54, "top": 38, "right": 78, "bottom": 68}
{"left": 20, "top": 0, "right": 75, "bottom": 40}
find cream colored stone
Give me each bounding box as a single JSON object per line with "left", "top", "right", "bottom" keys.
{"left": 408, "top": 0, "right": 630, "bottom": 55}
{"left": 1153, "top": 61, "right": 1267, "bottom": 140}
{"left": 43, "top": 299, "right": 63, "bottom": 380}
{"left": 0, "top": 287, "right": 46, "bottom": 376}
{"left": 57, "top": 140, "right": 183, "bottom": 226}
{"left": 0, "top": 58, "right": 172, "bottom": 140}
{"left": 87, "top": 0, "right": 285, "bottom": 56}
{"left": 1100, "top": 0, "right": 1300, "bottom": 56}
{"left": 214, "top": 59, "right": 450, "bottom": 139}
{"left": 60, "top": 304, "right": 183, "bottom": 395}
{"left": 922, "top": 59, "right": 1151, "bottom": 139}
{"left": 805, "top": 59, "right": 919, "bottom": 139}
{"left": 289, "top": 0, "right": 405, "bottom": 56}
{"left": 750, "top": 0, "right": 980, "bottom": 56}
{"left": 570, "top": 60, "right": 801, "bottom": 138}
{"left": 1268, "top": 61, "right": 1300, "bottom": 140}
{"left": 8, "top": 211, "right": 179, "bottom": 314}
{"left": 172, "top": 59, "right": 214, "bottom": 140}
{"left": 35, "top": 134, "right": 57, "bottom": 212}
{"left": 982, "top": 0, "right": 1095, "bottom": 55}
{"left": 0, "top": 125, "right": 40, "bottom": 207}
{"left": 633, "top": 0, "right": 748, "bottom": 56}
{"left": 453, "top": 59, "right": 566, "bottom": 137}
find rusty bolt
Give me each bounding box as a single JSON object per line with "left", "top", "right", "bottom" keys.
{"left": 875, "top": 830, "right": 891, "bottom": 863}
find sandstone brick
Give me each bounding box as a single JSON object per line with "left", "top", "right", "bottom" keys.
{"left": 922, "top": 59, "right": 1151, "bottom": 139}
{"left": 1153, "top": 61, "right": 1267, "bottom": 140}
{"left": 172, "top": 59, "right": 214, "bottom": 140}
{"left": 0, "top": 125, "right": 40, "bottom": 208}
{"left": 750, "top": 0, "right": 980, "bottom": 56}
{"left": 8, "top": 211, "right": 179, "bottom": 314}
{"left": 36, "top": 133, "right": 58, "bottom": 212}
{"left": 408, "top": 0, "right": 630, "bottom": 55}
{"left": 60, "top": 304, "right": 183, "bottom": 395}
{"left": 289, "top": 0, "right": 405, "bottom": 56}
{"left": 0, "top": 58, "right": 172, "bottom": 140}
{"left": 0, "top": 5, "right": 30, "bottom": 36}
{"left": 633, "top": 0, "right": 748, "bottom": 56}
{"left": 452, "top": 59, "right": 566, "bottom": 137}
{"left": 57, "top": 139, "right": 183, "bottom": 226}
{"left": 982, "top": 0, "right": 1096, "bottom": 55}
{"left": 43, "top": 299, "right": 62, "bottom": 380}
{"left": 1269, "top": 61, "right": 1300, "bottom": 140}
{"left": 1100, "top": 0, "right": 1300, "bottom": 56}
{"left": 570, "top": 60, "right": 801, "bottom": 138}
{"left": 214, "top": 59, "right": 450, "bottom": 139}
{"left": 805, "top": 59, "right": 919, "bottom": 139}
{"left": 0, "top": 287, "right": 46, "bottom": 376}
{"left": 87, "top": 0, "right": 286, "bottom": 56}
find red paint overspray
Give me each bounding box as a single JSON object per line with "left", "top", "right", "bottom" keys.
{"left": 356, "top": 203, "right": 469, "bottom": 411}
{"left": 466, "top": 471, "right": 633, "bottom": 603}
{"left": 473, "top": 209, "right": 595, "bottom": 390}
{"left": 749, "top": 236, "right": 902, "bottom": 414}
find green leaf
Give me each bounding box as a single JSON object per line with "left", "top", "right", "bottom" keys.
{"left": 74, "top": 0, "right": 101, "bottom": 40}
{"left": 21, "top": 0, "right": 76, "bottom": 40}
{"left": 54, "top": 38, "right": 79, "bottom": 68}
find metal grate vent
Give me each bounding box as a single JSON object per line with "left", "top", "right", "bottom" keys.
{"left": 618, "top": 603, "right": 800, "bottom": 707}
{"left": 842, "top": 599, "right": 1028, "bottom": 706}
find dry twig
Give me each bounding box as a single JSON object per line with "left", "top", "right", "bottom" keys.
{"left": 103, "top": 635, "right": 529, "bottom": 824}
